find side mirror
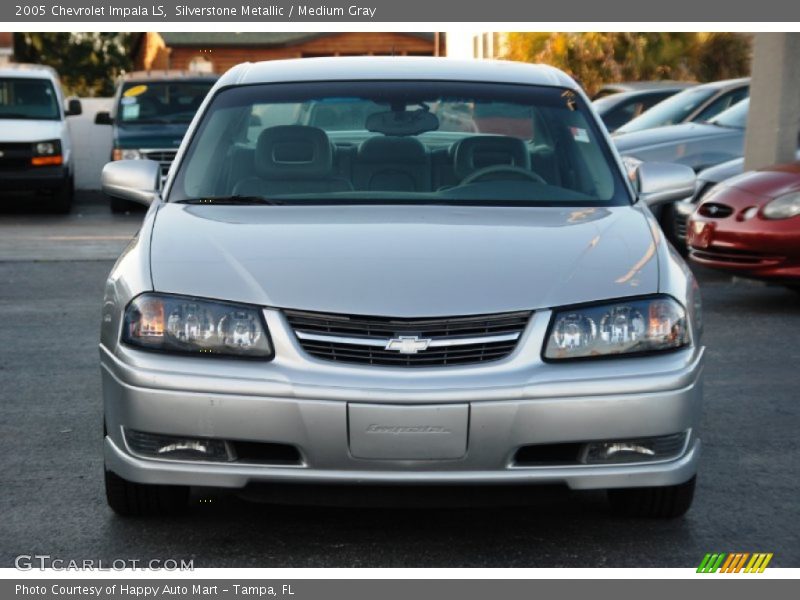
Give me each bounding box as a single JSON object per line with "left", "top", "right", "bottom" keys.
{"left": 101, "top": 160, "right": 160, "bottom": 206}
{"left": 65, "top": 98, "right": 82, "bottom": 117}
{"left": 636, "top": 162, "right": 696, "bottom": 208}
{"left": 95, "top": 111, "right": 113, "bottom": 125}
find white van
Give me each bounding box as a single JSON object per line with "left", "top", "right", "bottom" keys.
{"left": 0, "top": 64, "right": 82, "bottom": 212}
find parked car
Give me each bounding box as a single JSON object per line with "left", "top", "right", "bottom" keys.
{"left": 0, "top": 63, "right": 82, "bottom": 212}
{"left": 591, "top": 81, "right": 694, "bottom": 100}
{"left": 673, "top": 150, "right": 800, "bottom": 251}
{"left": 687, "top": 161, "right": 800, "bottom": 288}
{"left": 95, "top": 70, "right": 218, "bottom": 213}
{"left": 100, "top": 57, "right": 703, "bottom": 519}
{"left": 593, "top": 84, "right": 694, "bottom": 132}
{"left": 615, "top": 99, "right": 751, "bottom": 245}
{"left": 614, "top": 78, "right": 750, "bottom": 136}
{"left": 614, "top": 98, "right": 750, "bottom": 172}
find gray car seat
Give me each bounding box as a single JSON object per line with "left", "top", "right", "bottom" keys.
{"left": 234, "top": 126, "right": 353, "bottom": 196}
{"left": 353, "top": 136, "right": 431, "bottom": 192}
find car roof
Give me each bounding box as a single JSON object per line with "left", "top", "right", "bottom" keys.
{"left": 0, "top": 63, "right": 59, "bottom": 81}
{"left": 597, "top": 81, "right": 695, "bottom": 93}
{"left": 120, "top": 70, "right": 219, "bottom": 83}
{"left": 593, "top": 86, "right": 688, "bottom": 107}
{"left": 218, "top": 57, "right": 579, "bottom": 90}
{"left": 693, "top": 77, "right": 750, "bottom": 91}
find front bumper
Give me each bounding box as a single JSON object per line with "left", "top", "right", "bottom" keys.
{"left": 102, "top": 309, "right": 704, "bottom": 491}
{"left": 688, "top": 208, "right": 800, "bottom": 280}
{"left": 0, "top": 165, "right": 68, "bottom": 193}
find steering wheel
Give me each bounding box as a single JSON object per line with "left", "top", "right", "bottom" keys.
{"left": 461, "top": 165, "right": 548, "bottom": 186}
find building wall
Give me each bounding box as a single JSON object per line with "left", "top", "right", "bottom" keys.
{"left": 446, "top": 31, "right": 507, "bottom": 59}
{"left": 0, "top": 31, "right": 12, "bottom": 64}
{"left": 136, "top": 32, "right": 438, "bottom": 74}
{"left": 68, "top": 97, "right": 113, "bottom": 190}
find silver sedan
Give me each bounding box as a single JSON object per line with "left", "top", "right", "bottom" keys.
{"left": 100, "top": 57, "right": 703, "bottom": 518}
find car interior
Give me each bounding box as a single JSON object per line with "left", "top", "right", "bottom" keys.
{"left": 174, "top": 88, "right": 623, "bottom": 204}
{"left": 196, "top": 122, "right": 619, "bottom": 206}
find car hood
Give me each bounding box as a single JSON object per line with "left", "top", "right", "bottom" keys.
{"left": 114, "top": 123, "right": 189, "bottom": 149}
{"left": 700, "top": 150, "right": 800, "bottom": 187}
{"left": 149, "top": 204, "right": 660, "bottom": 317}
{"left": 723, "top": 162, "right": 800, "bottom": 199}
{"left": 0, "top": 119, "right": 63, "bottom": 142}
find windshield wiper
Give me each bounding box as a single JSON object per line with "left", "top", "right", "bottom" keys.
{"left": 176, "top": 195, "right": 285, "bottom": 206}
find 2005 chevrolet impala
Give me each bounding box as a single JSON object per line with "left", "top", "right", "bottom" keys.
{"left": 100, "top": 58, "right": 704, "bottom": 517}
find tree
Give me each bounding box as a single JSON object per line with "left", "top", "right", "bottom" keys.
{"left": 504, "top": 33, "right": 751, "bottom": 96}
{"left": 13, "top": 32, "right": 134, "bottom": 97}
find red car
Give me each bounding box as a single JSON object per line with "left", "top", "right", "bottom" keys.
{"left": 687, "top": 161, "right": 800, "bottom": 288}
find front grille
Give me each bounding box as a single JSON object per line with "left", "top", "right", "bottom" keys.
{"left": 140, "top": 149, "right": 177, "bottom": 188}
{"left": 141, "top": 149, "right": 177, "bottom": 163}
{"left": 675, "top": 212, "right": 689, "bottom": 240}
{"left": 285, "top": 309, "right": 531, "bottom": 367}
{"left": 0, "top": 142, "right": 32, "bottom": 171}
{"left": 698, "top": 202, "right": 734, "bottom": 219}
{"left": 676, "top": 181, "right": 716, "bottom": 241}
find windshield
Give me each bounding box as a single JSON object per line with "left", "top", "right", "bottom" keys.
{"left": 0, "top": 77, "right": 60, "bottom": 120}
{"left": 708, "top": 98, "right": 749, "bottom": 129}
{"left": 615, "top": 86, "right": 717, "bottom": 134}
{"left": 169, "top": 81, "right": 630, "bottom": 206}
{"left": 117, "top": 80, "right": 215, "bottom": 124}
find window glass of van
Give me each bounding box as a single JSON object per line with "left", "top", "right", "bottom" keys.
{"left": 0, "top": 78, "right": 60, "bottom": 120}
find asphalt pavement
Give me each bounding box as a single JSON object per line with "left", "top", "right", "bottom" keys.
{"left": 0, "top": 193, "right": 798, "bottom": 568}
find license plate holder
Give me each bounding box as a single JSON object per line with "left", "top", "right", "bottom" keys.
{"left": 348, "top": 403, "right": 469, "bottom": 460}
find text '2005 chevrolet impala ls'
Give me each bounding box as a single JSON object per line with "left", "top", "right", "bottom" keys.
{"left": 100, "top": 58, "right": 704, "bottom": 518}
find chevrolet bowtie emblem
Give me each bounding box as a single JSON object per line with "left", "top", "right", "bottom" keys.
{"left": 385, "top": 336, "right": 432, "bottom": 354}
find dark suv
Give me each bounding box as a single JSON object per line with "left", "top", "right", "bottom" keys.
{"left": 95, "top": 70, "right": 217, "bottom": 212}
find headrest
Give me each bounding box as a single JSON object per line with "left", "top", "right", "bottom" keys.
{"left": 255, "top": 125, "right": 333, "bottom": 179}
{"left": 453, "top": 136, "right": 530, "bottom": 181}
{"left": 358, "top": 136, "right": 427, "bottom": 163}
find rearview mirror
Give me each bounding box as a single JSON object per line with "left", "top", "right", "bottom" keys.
{"left": 95, "top": 111, "right": 113, "bottom": 125}
{"left": 636, "top": 162, "right": 696, "bottom": 208}
{"left": 366, "top": 109, "right": 439, "bottom": 136}
{"left": 64, "top": 98, "right": 82, "bottom": 117}
{"left": 101, "top": 160, "right": 160, "bottom": 206}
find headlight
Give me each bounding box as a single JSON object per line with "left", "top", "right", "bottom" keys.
{"left": 30, "top": 140, "right": 63, "bottom": 166}
{"left": 112, "top": 148, "right": 142, "bottom": 161}
{"left": 544, "top": 295, "right": 689, "bottom": 360}
{"left": 762, "top": 192, "right": 800, "bottom": 220}
{"left": 122, "top": 293, "right": 273, "bottom": 359}
{"left": 34, "top": 141, "right": 59, "bottom": 155}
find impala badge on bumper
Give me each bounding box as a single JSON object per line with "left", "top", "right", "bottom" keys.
{"left": 348, "top": 403, "right": 469, "bottom": 460}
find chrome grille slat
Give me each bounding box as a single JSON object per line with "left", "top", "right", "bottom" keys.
{"left": 285, "top": 309, "right": 530, "bottom": 368}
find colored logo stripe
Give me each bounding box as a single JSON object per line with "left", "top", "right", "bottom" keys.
{"left": 697, "top": 553, "right": 773, "bottom": 573}
{"left": 697, "top": 553, "right": 726, "bottom": 573}
{"left": 745, "top": 553, "right": 773, "bottom": 573}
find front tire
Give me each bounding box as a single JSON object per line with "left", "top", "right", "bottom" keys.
{"left": 607, "top": 476, "right": 696, "bottom": 518}
{"left": 104, "top": 469, "right": 189, "bottom": 517}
